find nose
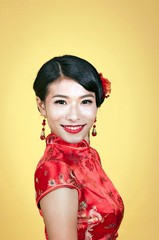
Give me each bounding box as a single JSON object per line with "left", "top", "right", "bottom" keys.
{"left": 66, "top": 104, "right": 80, "bottom": 121}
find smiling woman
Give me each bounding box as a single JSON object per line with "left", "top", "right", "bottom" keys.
{"left": 33, "top": 55, "right": 124, "bottom": 240}
{"left": 36, "top": 78, "right": 97, "bottom": 143}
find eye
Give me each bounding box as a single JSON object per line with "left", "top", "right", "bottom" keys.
{"left": 82, "top": 99, "right": 93, "bottom": 104}
{"left": 54, "top": 100, "right": 67, "bottom": 105}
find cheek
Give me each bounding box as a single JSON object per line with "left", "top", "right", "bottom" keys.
{"left": 81, "top": 107, "right": 97, "bottom": 120}
{"left": 47, "top": 106, "right": 66, "bottom": 119}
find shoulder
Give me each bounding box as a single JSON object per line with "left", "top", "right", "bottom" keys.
{"left": 89, "top": 146, "right": 102, "bottom": 165}
{"left": 34, "top": 154, "right": 79, "bottom": 208}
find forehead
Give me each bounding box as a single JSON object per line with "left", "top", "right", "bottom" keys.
{"left": 47, "top": 78, "right": 95, "bottom": 97}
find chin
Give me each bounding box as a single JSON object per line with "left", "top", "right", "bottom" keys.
{"left": 64, "top": 135, "right": 85, "bottom": 144}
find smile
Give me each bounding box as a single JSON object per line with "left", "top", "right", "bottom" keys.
{"left": 61, "top": 125, "right": 86, "bottom": 134}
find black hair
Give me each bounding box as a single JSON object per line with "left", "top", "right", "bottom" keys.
{"left": 33, "top": 55, "right": 105, "bottom": 107}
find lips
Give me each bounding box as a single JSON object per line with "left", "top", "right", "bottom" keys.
{"left": 61, "top": 124, "right": 86, "bottom": 134}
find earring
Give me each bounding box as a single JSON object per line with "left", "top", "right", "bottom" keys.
{"left": 92, "top": 118, "right": 97, "bottom": 137}
{"left": 40, "top": 118, "right": 46, "bottom": 140}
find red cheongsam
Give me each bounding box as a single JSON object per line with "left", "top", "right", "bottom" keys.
{"left": 34, "top": 133, "right": 124, "bottom": 240}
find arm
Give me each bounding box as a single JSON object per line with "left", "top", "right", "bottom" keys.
{"left": 40, "top": 188, "right": 78, "bottom": 240}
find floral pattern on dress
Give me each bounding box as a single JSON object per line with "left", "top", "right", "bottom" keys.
{"left": 34, "top": 133, "right": 124, "bottom": 240}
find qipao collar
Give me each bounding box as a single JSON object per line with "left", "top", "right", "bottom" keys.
{"left": 45, "top": 133, "right": 90, "bottom": 149}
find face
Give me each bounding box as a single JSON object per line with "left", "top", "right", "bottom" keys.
{"left": 37, "top": 78, "right": 98, "bottom": 143}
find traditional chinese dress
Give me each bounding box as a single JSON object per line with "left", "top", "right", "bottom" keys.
{"left": 34, "top": 133, "right": 124, "bottom": 240}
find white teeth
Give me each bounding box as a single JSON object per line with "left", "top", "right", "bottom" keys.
{"left": 66, "top": 126, "right": 82, "bottom": 130}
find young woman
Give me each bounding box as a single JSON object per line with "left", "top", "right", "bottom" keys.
{"left": 33, "top": 55, "right": 124, "bottom": 240}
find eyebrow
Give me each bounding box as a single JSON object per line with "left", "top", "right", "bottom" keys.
{"left": 52, "top": 94, "right": 95, "bottom": 99}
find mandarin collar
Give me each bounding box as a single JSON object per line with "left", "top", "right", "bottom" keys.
{"left": 46, "top": 133, "right": 90, "bottom": 149}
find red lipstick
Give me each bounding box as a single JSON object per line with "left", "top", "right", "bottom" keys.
{"left": 61, "top": 125, "right": 85, "bottom": 134}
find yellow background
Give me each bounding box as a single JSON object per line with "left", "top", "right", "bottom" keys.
{"left": 0, "top": 0, "right": 158, "bottom": 239}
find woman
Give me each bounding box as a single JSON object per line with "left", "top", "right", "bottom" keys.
{"left": 33, "top": 55, "right": 124, "bottom": 240}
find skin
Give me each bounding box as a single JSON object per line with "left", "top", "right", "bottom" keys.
{"left": 40, "top": 188, "right": 78, "bottom": 240}
{"left": 37, "top": 77, "right": 98, "bottom": 144}
{"left": 36, "top": 77, "right": 98, "bottom": 240}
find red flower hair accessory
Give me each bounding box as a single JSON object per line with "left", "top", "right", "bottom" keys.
{"left": 99, "top": 73, "right": 111, "bottom": 98}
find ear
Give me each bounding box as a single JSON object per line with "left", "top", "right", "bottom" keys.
{"left": 36, "top": 97, "right": 46, "bottom": 116}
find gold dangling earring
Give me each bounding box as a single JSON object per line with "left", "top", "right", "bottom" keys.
{"left": 92, "top": 118, "right": 97, "bottom": 137}
{"left": 40, "top": 118, "right": 46, "bottom": 140}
